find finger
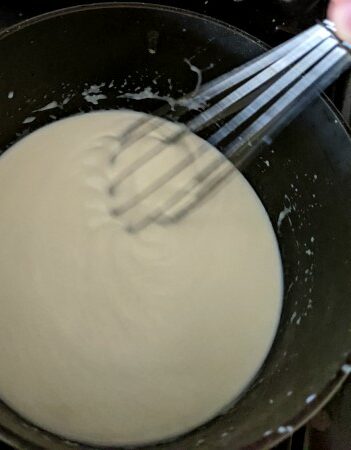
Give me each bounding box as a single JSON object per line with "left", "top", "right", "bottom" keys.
{"left": 328, "top": 0, "right": 351, "bottom": 42}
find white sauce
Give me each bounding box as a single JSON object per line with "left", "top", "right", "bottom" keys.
{"left": 0, "top": 110, "right": 283, "bottom": 446}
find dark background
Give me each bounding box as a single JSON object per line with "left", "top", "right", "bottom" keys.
{"left": 1, "top": 0, "right": 329, "bottom": 45}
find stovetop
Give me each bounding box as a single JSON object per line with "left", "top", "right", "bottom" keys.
{"left": 0, "top": 1, "right": 350, "bottom": 450}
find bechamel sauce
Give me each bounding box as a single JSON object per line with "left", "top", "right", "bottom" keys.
{"left": 0, "top": 110, "right": 282, "bottom": 446}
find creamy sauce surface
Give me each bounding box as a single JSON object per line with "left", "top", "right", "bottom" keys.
{"left": 0, "top": 110, "right": 283, "bottom": 446}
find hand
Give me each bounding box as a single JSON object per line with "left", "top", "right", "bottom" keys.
{"left": 328, "top": 0, "right": 351, "bottom": 42}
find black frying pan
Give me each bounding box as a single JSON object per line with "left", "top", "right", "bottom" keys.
{"left": 0, "top": 3, "right": 351, "bottom": 449}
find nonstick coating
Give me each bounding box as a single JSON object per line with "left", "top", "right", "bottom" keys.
{"left": 0, "top": 3, "right": 351, "bottom": 450}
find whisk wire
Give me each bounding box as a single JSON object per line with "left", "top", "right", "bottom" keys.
{"left": 187, "top": 25, "right": 333, "bottom": 133}
{"left": 196, "top": 23, "right": 326, "bottom": 101}
{"left": 109, "top": 20, "right": 351, "bottom": 231}
{"left": 223, "top": 45, "right": 349, "bottom": 166}
{"left": 209, "top": 35, "right": 339, "bottom": 147}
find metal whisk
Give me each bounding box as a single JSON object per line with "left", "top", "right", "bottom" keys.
{"left": 109, "top": 20, "right": 351, "bottom": 232}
